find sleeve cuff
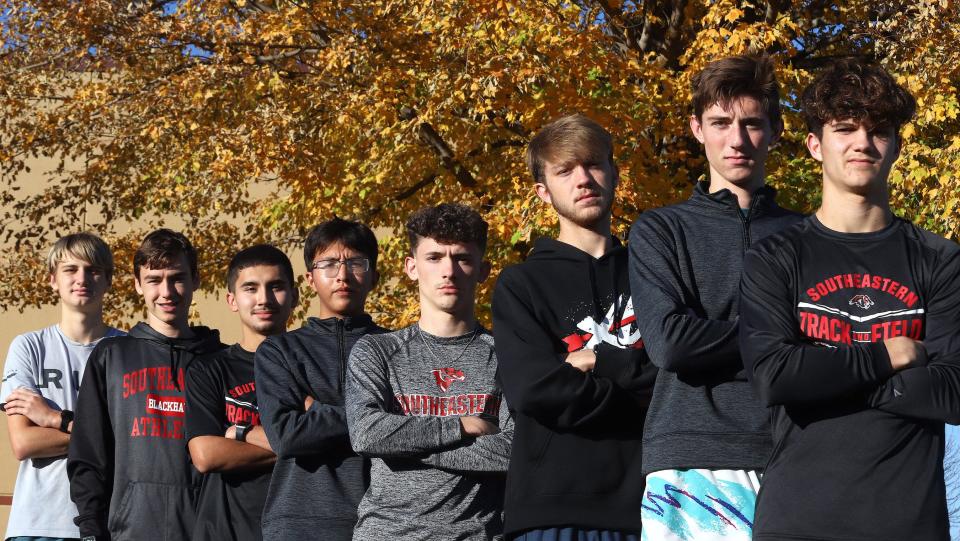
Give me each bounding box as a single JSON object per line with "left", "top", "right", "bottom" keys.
{"left": 592, "top": 343, "right": 634, "bottom": 385}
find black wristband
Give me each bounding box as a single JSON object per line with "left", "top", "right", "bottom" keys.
{"left": 59, "top": 409, "right": 74, "bottom": 433}
{"left": 235, "top": 424, "right": 250, "bottom": 442}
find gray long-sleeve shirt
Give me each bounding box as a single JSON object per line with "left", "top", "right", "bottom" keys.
{"left": 345, "top": 324, "right": 513, "bottom": 541}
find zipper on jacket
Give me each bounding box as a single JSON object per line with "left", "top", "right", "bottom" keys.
{"left": 735, "top": 194, "right": 763, "bottom": 253}
{"left": 337, "top": 318, "right": 346, "bottom": 391}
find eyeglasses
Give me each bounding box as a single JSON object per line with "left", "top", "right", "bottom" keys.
{"left": 311, "top": 258, "right": 370, "bottom": 277}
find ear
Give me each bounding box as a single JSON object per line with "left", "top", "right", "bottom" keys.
{"left": 191, "top": 275, "right": 201, "bottom": 292}
{"left": 477, "top": 260, "right": 492, "bottom": 283}
{"left": 369, "top": 269, "right": 380, "bottom": 289}
{"left": 403, "top": 256, "right": 418, "bottom": 281}
{"left": 226, "top": 291, "right": 239, "bottom": 313}
{"left": 690, "top": 115, "right": 705, "bottom": 143}
{"left": 806, "top": 132, "right": 823, "bottom": 162}
{"left": 290, "top": 287, "right": 301, "bottom": 309}
{"left": 134, "top": 275, "right": 144, "bottom": 295}
{"left": 304, "top": 270, "right": 320, "bottom": 294}
{"left": 534, "top": 182, "right": 552, "bottom": 206}
{"left": 49, "top": 273, "right": 57, "bottom": 291}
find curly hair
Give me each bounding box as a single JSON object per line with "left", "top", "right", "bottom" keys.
{"left": 691, "top": 54, "right": 781, "bottom": 127}
{"left": 801, "top": 58, "right": 916, "bottom": 136}
{"left": 406, "top": 203, "right": 488, "bottom": 254}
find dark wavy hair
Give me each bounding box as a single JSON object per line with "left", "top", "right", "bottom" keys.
{"left": 133, "top": 228, "right": 198, "bottom": 281}
{"left": 406, "top": 203, "right": 488, "bottom": 254}
{"left": 691, "top": 54, "right": 781, "bottom": 127}
{"left": 801, "top": 58, "right": 916, "bottom": 136}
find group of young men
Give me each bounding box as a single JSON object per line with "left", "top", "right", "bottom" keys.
{"left": 2, "top": 54, "right": 958, "bottom": 541}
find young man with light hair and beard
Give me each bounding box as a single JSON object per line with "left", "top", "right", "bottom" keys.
{"left": 255, "top": 218, "right": 388, "bottom": 541}
{"left": 346, "top": 203, "right": 513, "bottom": 540}
{"left": 68, "top": 229, "right": 225, "bottom": 541}
{"left": 740, "top": 58, "right": 960, "bottom": 540}
{"left": 628, "top": 55, "right": 802, "bottom": 540}
{"left": 492, "top": 115, "right": 656, "bottom": 540}
{"left": 186, "top": 244, "right": 298, "bottom": 541}
{"left": 1, "top": 233, "right": 124, "bottom": 541}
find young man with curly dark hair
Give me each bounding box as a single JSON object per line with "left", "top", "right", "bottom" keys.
{"left": 740, "top": 58, "right": 960, "bottom": 540}
{"left": 493, "top": 114, "right": 656, "bottom": 540}
{"left": 345, "top": 203, "right": 513, "bottom": 540}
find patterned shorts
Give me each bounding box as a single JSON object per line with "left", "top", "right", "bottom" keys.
{"left": 640, "top": 468, "right": 760, "bottom": 541}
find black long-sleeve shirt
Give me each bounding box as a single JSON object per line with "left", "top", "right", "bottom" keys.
{"left": 740, "top": 215, "right": 960, "bottom": 541}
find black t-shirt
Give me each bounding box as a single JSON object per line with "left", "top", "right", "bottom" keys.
{"left": 740, "top": 216, "right": 960, "bottom": 541}
{"left": 186, "top": 344, "right": 272, "bottom": 541}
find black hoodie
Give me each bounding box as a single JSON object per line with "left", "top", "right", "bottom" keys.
{"left": 492, "top": 237, "right": 657, "bottom": 535}
{"left": 254, "top": 315, "right": 387, "bottom": 541}
{"left": 67, "top": 322, "right": 225, "bottom": 541}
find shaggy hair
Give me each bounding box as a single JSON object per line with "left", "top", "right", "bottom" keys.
{"left": 801, "top": 57, "right": 916, "bottom": 136}
{"left": 691, "top": 54, "right": 782, "bottom": 127}
{"left": 133, "top": 228, "right": 198, "bottom": 280}
{"left": 525, "top": 114, "right": 614, "bottom": 184}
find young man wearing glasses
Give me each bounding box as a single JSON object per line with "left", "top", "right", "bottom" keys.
{"left": 255, "top": 218, "right": 388, "bottom": 541}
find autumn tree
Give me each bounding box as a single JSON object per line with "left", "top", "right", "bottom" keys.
{"left": 1, "top": 0, "right": 958, "bottom": 327}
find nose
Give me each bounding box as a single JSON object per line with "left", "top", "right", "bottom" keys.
{"left": 439, "top": 255, "right": 456, "bottom": 278}
{"left": 256, "top": 286, "right": 270, "bottom": 305}
{"left": 729, "top": 124, "right": 747, "bottom": 148}
{"left": 75, "top": 267, "right": 88, "bottom": 285}
{"left": 158, "top": 279, "right": 174, "bottom": 299}
{"left": 572, "top": 164, "right": 594, "bottom": 187}
{"left": 851, "top": 127, "right": 874, "bottom": 152}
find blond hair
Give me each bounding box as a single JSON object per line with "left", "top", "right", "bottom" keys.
{"left": 525, "top": 114, "right": 614, "bottom": 184}
{"left": 47, "top": 232, "right": 114, "bottom": 282}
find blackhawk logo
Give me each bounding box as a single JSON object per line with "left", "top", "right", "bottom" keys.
{"left": 849, "top": 294, "right": 875, "bottom": 310}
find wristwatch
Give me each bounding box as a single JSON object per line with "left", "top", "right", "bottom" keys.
{"left": 234, "top": 424, "right": 250, "bottom": 442}
{"left": 59, "top": 409, "right": 74, "bottom": 433}
{"left": 81, "top": 536, "right": 97, "bottom": 541}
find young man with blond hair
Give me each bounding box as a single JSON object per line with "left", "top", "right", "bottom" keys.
{"left": 628, "top": 55, "right": 802, "bottom": 540}
{"left": 1, "top": 233, "right": 124, "bottom": 541}
{"left": 186, "top": 244, "right": 298, "bottom": 541}
{"left": 494, "top": 115, "right": 655, "bottom": 539}
{"left": 741, "top": 58, "right": 960, "bottom": 541}
{"left": 346, "top": 203, "right": 512, "bottom": 540}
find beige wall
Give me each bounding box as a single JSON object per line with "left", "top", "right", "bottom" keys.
{"left": 0, "top": 289, "right": 247, "bottom": 531}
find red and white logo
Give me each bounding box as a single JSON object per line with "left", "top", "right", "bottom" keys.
{"left": 849, "top": 294, "right": 875, "bottom": 310}
{"left": 432, "top": 368, "right": 465, "bottom": 392}
{"left": 562, "top": 295, "right": 643, "bottom": 352}
{"left": 145, "top": 394, "right": 185, "bottom": 417}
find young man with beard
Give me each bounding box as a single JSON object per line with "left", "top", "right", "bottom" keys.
{"left": 628, "top": 55, "right": 802, "bottom": 540}
{"left": 68, "top": 229, "right": 225, "bottom": 541}
{"left": 740, "top": 58, "right": 960, "bottom": 540}
{"left": 346, "top": 203, "right": 512, "bottom": 540}
{"left": 186, "top": 245, "right": 297, "bottom": 541}
{"left": 492, "top": 115, "right": 656, "bottom": 539}
{"left": 255, "top": 218, "right": 387, "bottom": 541}
{"left": 1, "top": 233, "right": 124, "bottom": 541}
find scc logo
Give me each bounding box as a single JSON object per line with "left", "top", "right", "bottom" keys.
{"left": 432, "top": 368, "right": 465, "bottom": 392}
{"left": 849, "top": 294, "right": 875, "bottom": 310}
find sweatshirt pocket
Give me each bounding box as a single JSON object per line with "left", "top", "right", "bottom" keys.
{"left": 108, "top": 481, "right": 198, "bottom": 541}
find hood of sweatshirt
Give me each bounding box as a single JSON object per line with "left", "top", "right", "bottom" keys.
{"left": 127, "top": 322, "right": 224, "bottom": 390}
{"left": 524, "top": 236, "right": 633, "bottom": 349}
{"left": 302, "top": 313, "right": 376, "bottom": 334}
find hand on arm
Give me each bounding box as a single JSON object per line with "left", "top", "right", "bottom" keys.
{"left": 564, "top": 349, "right": 596, "bottom": 373}
{"left": 188, "top": 434, "right": 275, "bottom": 474}
{"left": 492, "top": 272, "right": 638, "bottom": 431}
{"left": 4, "top": 388, "right": 70, "bottom": 460}
{"left": 870, "top": 249, "right": 960, "bottom": 423}
{"left": 739, "top": 248, "right": 894, "bottom": 406}
{"left": 255, "top": 342, "right": 352, "bottom": 459}
{"left": 421, "top": 393, "right": 515, "bottom": 473}
{"left": 345, "top": 338, "right": 465, "bottom": 457}
{"left": 629, "top": 215, "right": 741, "bottom": 374}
